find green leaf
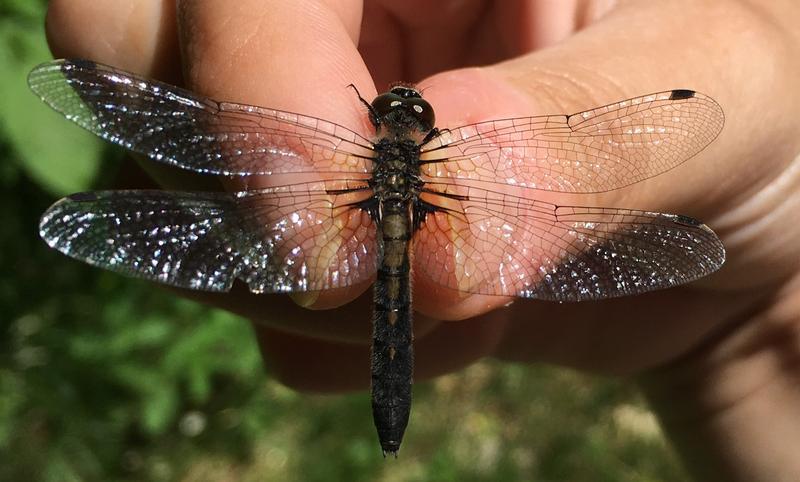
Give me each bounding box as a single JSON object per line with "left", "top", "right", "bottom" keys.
{"left": 142, "top": 382, "right": 179, "bottom": 435}
{"left": 0, "top": 19, "right": 102, "bottom": 195}
{"left": 0, "top": 0, "right": 42, "bottom": 19}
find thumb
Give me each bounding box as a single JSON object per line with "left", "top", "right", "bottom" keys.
{"left": 412, "top": 0, "right": 800, "bottom": 321}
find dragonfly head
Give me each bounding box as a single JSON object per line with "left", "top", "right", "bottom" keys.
{"left": 370, "top": 85, "right": 435, "bottom": 141}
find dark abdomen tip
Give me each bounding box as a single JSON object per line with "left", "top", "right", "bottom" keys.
{"left": 382, "top": 443, "right": 400, "bottom": 458}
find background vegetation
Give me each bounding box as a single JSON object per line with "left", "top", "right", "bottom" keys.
{"left": 0, "top": 2, "right": 689, "bottom": 480}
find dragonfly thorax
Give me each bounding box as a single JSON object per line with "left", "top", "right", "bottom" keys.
{"left": 370, "top": 140, "right": 423, "bottom": 205}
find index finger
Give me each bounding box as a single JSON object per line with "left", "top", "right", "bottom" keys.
{"left": 177, "top": 0, "right": 372, "bottom": 127}
{"left": 177, "top": 0, "right": 375, "bottom": 311}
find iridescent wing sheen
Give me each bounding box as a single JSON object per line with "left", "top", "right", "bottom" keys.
{"left": 27, "top": 59, "right": 374, "bottom": 178}
{"left": 31, "top": 59, "right": 725, "bottom": 299}
{"left": 420, "top": 90, "right": 724, "bottom": 193}
{"left": 39, "top": 182, "right": 376, "bottom": 293}
{"left": 414, "top": 183, "right": 724, "bottom": 301}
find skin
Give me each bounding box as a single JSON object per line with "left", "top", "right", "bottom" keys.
{"left": 43, "top": 0, "right": 800, "bottom": 480}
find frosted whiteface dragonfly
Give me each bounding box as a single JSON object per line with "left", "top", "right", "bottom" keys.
{"left": 29, "top": 59, "right": 725, "bottom": 456}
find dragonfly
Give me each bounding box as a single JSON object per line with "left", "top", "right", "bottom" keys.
{"left": 29, "top": 59, "right": 725, "bottom": 456}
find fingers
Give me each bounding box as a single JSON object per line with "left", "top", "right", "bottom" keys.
{"left": 408, "top": 0, "right": 800, "bottom": 374}
{"left": 45, "top": 0, "right": 377, "bottom": 310}
{"left": 176, "top": 0, "right": 371, "bottom": 125}
{"left": 46, "top": 0, "right": 373, "bottom": 123}
{"left": 414, "top": 1, "right": 800, "bottom": 313}
{"left": 43, "top": 1, "right": 396, "bottom": 355}
{"left": 175, "top": 0, "right": 373, "bottom": 311}
{"left": 427, "top": 1, "right": 800, "bottom": 218}
{"left": 42, "top": 1, "right": 451, "bottom": 392}
{"left": 42, "top": 0, "right": 800, "bottom": 387}
{"left": 255, "top": 303, "right": 507, "bottom": 392}
{"left": 359, "top": 1, "right": 613, "bottom": 91}
{"left": 46, "top": 0, "right": 181, "bottom": 81}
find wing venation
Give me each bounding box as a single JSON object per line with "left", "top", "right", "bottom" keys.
{"left": 28, "top": 59, "right": 375, "bottom": 177}
{"left": 421, "top": 90, "right": 724, "bottom": 193}
{"left": 415, "top": 184, "right": 724, "bottom": 300}
{"left": 39, "top": 185, "right": 377, "bottom": 293}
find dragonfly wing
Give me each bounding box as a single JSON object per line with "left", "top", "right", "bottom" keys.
{"left": 28, "top": 59, "right": 374, "bottom": 177}
{"left": 39, "top": 183, "right": 376, "bottom": 293}
{"left": 421, "top": 90, "right": 724, "bottom": 193}
{"left": 415, "top": 184, "right": 724, "bottom": 301}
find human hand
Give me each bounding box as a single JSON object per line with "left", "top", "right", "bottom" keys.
{"left": 44, "top": 1, "right": 800, "bottom": 479}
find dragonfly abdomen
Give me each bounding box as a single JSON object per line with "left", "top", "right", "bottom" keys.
{"left": 371, "top": 199, "right": 414, "bottom": 456}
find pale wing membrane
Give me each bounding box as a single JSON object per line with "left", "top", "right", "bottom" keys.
{"left": 420, "top": 90, "right": 724, "bottom": 193}
{"left": 39, "top": 184, "right": 377, "bottom": 293}
{"left": 415, "top": 184, "right": 724, "bottom": 301}
{"left": 27, "top": 59, "right": 374, "bottom": 177}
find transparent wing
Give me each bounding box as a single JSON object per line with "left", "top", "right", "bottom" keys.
{"left": 414, "top": 183, "right": 724, "bottom": 301}
{"left": 420, "top": 90, "right": 724, "bottom": 193}
{"left": 39, "top": 183, "right": 376, "bottom": 293}
{"left": 28, "top": 59, "right": 375, "bottom": 177}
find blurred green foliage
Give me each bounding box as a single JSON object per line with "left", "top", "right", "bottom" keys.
{"left": 0, "top": 0, "right": 102, "bottom": 195}
{"left": 0, "top": 2, "right": 690, "bottom": 481}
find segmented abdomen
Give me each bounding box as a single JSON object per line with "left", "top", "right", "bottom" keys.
{"left": 371, "top": 201, "right": 413, "bottom": 456}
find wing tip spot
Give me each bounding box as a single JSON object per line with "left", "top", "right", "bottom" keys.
{"left": 67, "top": 192, "right": 99, "bottom": 202}
{"left": 68, "top": 58, "right": 96, "bottom": 68}
{"left": 669, "top": 89, "right": 696, "bottom": 100}
{"left": 674, "top": 214, "right": 701, "bottom": 227}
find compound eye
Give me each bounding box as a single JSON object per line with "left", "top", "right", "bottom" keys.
{"left": 407, "top": 97, "right": 435, "bottom": 131}
{"left": 371, "top": 92, "right": 404, "bottom": 117}
{"left": 390, "top": 86, "right": 422, "bottom": 99}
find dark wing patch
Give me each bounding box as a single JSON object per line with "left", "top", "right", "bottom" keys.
{"left": 669, "top": 89, "right": 696, "bottom": 100}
